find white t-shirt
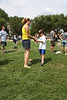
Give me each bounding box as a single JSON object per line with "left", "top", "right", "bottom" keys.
{"left": 38, "top": 35, "right": 46, "bottom": 50}
{"left": 14, "top": 35, "right": 17, "bottom": 40}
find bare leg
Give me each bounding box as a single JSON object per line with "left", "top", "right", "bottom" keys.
{"left": 41, "top": 54, "right": 44, "bottom": 62}
{"left": 24, "top": 49, "right": 31, "bottom": 68}
{"left": 41, "top": 54, "right": 44, "bottom": 66}
{"left": 1, "top": 46, "right": 5, "bottom": 53}
{"left": 65, "top": 46, "right": 67, "bottom": 55}
{"left": 51, "top": 46, "right": 53, "bottom": 53}
{"left": 61, "top": 46, "right": 63, "bottom": 54}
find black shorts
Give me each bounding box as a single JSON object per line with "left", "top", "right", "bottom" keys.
{"left": 22, "top": 39, "right": 30, "bottom": 49}
{"left": 13, "top": 39, "right": 17, "bottom": 44}
{"left": 1, "top": 41, "right": 6, "bottom": 47}
{"left": 51, "top": 41, "right": 55, "bottom": 47}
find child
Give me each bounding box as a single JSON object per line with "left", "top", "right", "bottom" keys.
{"left": 57, "top": 32, "right": 61, "bottom": 48}
{"left": 0, "top": 26, "right": 8, "bottom": 53}
{"left": 37, "top": 30, "right": 46, "bottom": 66}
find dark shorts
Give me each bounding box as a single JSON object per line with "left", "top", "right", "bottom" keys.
{"left": 51, "top": 41, "right": 55, "bottom": 47}
{"left": 22, "top": 39, "right": 30, "bottom": 49}
{"left": 39, "top": 49, "right": 46, "bottom": 54}
{"left": 1, "top": 41, "right": 6, "bottom": 47}
{"left": 62, "top": 42, "right": 67, "bottom": 47}
{"left": 13, "top": 39, "right": 17, "bottom": 44}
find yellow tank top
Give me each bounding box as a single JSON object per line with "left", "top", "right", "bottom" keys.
{"left": 22, "top": 25, "right": 30, "bottom": 40}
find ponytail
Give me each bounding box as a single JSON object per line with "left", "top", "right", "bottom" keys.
{"left": 22, "top": 18, "right": 31, "bottom": 24}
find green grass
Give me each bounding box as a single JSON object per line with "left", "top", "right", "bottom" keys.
{"left": 0, "top": 41, "right": 67, "bottom": 100}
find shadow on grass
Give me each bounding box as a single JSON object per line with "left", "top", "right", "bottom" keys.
{"left": 0, "top": 59, "right": 14, "bottom": 66}
{"left": 5, "top": 50, "right": 17, "bottom": 53}
{"left": 30, "top": 58, "right": 52, "bottom": 65}
{"left": 53, "top": 49, "right": 61, "bottom": 52}
{"left": 53, "top": 50, "right": 58, "bottom": 52}
{"left": 44, "top": 58, "right": 52, "bottom": 64}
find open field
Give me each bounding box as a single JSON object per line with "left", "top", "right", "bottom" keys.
{"left": 0, "top": 41, "right": 67, "bottom": 100}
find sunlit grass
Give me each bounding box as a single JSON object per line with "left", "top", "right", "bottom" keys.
{"left": 0, "top": 41, "right": 67, "bottom": 100}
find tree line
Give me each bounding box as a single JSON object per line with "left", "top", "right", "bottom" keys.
{"left": 0, "top": 8, "right": 67, "bottom": 35}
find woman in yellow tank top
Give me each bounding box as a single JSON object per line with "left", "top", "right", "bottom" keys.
{"left": 22, "top": 24, "right": 30, "bottom": 40}
{"left": 22, "top": 18, "right": 37, "bottom": 68}
{"left": 22, "top": 18, "right": 43, "bottom": 68}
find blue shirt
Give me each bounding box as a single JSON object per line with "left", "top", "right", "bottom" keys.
{"left": 61, "top": 33, "right": 67, "bottom": 42}
{"left": 0, "top": 30, "right": 8, "bottom": 42}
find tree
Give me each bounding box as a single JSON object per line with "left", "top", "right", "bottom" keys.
{"left": 0, "top": 18, "right": 6, "bottom": 30}
{"left": 9, "top": 16, "right": 24, "bottom": 35}
{"left": 30, "top": 14, "right": 67, "bottom": 35}
{"left": 0, "top": 8, "right": 9, "bottom": 32}
{"left": 0, "top": 8, "right": 8, "bottom": 20}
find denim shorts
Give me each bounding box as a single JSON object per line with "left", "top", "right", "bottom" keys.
{"left": 22, "top": 39, "right": 30, "bottom": 49}
{"left": 62, "top": 42, "right": 67, "bottom": 47}
{"left": 39, "top": 49, "right": 46, "bottom": 54}
{"left": 51, "top": 41, "right": 55, "bottom": 47}
{"left": 1, "top": 41, "right": 6, "bottom": 47}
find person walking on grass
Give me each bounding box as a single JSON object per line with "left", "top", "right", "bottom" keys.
{"left": 0, "top": 26, "right": 8, "bottom": 53}
{"left": 22, "top": 18, "right": 43, "bottom": 68}
{"left": 50, "top": 28, "right": 55, "bottom": 53}
{"left": 36, "top": 30, "right": 46, "bottom": 66}
{"left": 60, "top": 28, "right": 67, "bottom": 55}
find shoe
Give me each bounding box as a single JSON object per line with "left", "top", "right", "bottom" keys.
{"left": 65, "top": 53, "right": 67, "bottom": 55}
{"left": 41, "top": 62, "right": 44, "bottom": 66}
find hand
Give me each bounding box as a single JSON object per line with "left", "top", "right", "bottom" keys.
{"left": 33, "top": 37, "right": 37, "bottom": 41}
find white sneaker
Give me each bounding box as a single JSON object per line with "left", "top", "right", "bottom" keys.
{"left": 41, "top": 61, "right": 44, "bottom": 66}
{"left": 65, "top": 53, "right": 67, "bottom": 55}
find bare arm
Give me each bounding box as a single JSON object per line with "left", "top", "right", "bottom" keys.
{"left": 36, "top": 40, "right": 43, "bottom": 43}
{"left": 25, "top": 26, "right": 35, "bottom": 39}
{"left": 59, "top": 34, "right": 63, "bottom": 41}
{"left": 25, "top": 25, "right": 44, "bottom": 43}
{"left": 25, "top": 26, "right": 40, "bottom": 42}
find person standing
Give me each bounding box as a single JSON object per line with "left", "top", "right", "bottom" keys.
{"left": 0, "top": 26, "right": 8, "bottom": 53}
{"left": 37, "top": 30, "right": 46, "bottom": 66}
{"left": 50, "top": 28, "right": 55, "bottom": 53}
{"left": 22, "top": 18, "right": 42, "bottom": 68}
{"left": 13, "top": 34, "right": 17, "bottom": 44}
{"left": 60, "top": 28, "right": 67, "bottom": 55}
{"left": 57, "top": 31, "right": 61, "bottom": 48}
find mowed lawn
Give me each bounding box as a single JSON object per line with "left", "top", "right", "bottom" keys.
{"left": 0, "top": 40, "right": 67, "bottom": 100}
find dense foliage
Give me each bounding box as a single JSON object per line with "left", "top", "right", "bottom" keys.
{"left": 9, "top": 16, "right": 24, "bottom": 35}
{"left": 0, "top": 8, "right": 8, "bottom": 31}
{"left": 30, "top": 14, "right": 67, "bottom": 35}
{"left": 0, "top": 8, "right": 67, "bottom": 35}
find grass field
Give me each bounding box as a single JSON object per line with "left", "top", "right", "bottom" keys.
{"left": 0, "top": 40, "right": 67, "bottom": 100}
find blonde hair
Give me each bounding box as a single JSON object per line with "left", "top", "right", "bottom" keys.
{"left": 22, "top": 18, "right": 31, "bottom": 24}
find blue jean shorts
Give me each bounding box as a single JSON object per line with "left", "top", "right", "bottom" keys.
{"left": 22, "top": 39, "right": 30, "bottom": 49}
{"left": 62, "top": 42, "right": 67, "bottom": 47}
{"left": 39, "top": 49, "right": 46, "bottom": 54}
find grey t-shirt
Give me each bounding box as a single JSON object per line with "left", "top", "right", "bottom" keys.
{"left": 50, "top": 30, "right": 55, "bottom": 41}
{"left": 0, "top": 30, "right": 8, "bottom": 42}
{"left": 61, "top": 32, "right": 67, "bottom": 42}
